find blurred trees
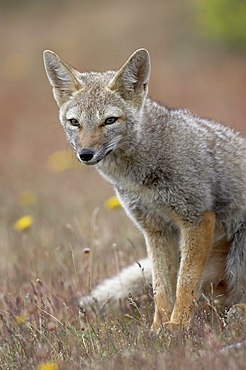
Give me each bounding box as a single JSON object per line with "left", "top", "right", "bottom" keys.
{"left": 1, "top": 0, "right": 245, "bottom": 51}
{"left": 193, "top": 0, "right": 246, "bottom": 51}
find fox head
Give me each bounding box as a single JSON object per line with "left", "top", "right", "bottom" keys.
{"left": 43, "top": 49, "right": 151, "bottom": 165}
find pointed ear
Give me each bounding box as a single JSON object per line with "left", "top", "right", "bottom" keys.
{"left": 109, "top": 49, "right": 151, "bottom": 107}
{"left": 43, "top": 50, "right": 81, "bottom": 107}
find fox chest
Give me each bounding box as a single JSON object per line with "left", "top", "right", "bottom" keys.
{"left": 98, "top": 158, "right": 186, "bottom": 229}
{"left": 100, "top": 167, "right": 177, "bottom": 231}
{"left": 116, "top": 185, "right": 176, "bottom": 230}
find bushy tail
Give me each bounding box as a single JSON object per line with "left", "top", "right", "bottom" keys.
{"left": 79, "top": 257, "right": 152, "bottom": 313}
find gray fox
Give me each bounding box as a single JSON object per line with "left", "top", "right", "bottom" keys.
{"left": 44, "top": 48, "right": 246, "bottom": 331}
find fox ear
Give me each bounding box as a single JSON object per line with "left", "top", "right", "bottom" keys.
{"left": 43, "top": 51, "right": 81, "bottom": 107}
{"left": 109, "top": 49, "right": 151, "bottom": 107}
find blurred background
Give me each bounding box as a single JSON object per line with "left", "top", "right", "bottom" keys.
{"left": 1, "top": 0, "right": 246, "bottom": 168}
{"left": 0, "top": 0, "right": 246, "bottom": 299}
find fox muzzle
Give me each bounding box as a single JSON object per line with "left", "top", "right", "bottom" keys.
{"left": 78, "top": 149, "right": 94, "bottom": 162}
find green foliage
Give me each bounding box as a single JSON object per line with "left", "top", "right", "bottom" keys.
{"left": 194, "top": 0, "right": 246, "bottom": 50}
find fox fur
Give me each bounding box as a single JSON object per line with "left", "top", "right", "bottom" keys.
{"left": 44, "top": 48, "right": 246, "bottom": 330}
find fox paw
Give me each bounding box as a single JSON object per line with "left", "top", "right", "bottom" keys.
{"left": 165, "top": 320, "right": 192, "bottom": 334}
{"left": 151, "top": 320, "right": 162, "bottom": 333}
{"left": 163, "top": 321, "right": 182, "bottom": 332}
{"left": 151, "top": 320, "right": 185, "bottom": 335}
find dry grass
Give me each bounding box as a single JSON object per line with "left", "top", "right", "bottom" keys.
{"left": 1, "top": 1, "right": 246, "bottom": 368}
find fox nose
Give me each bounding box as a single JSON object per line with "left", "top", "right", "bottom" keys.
{"left": 79, "top": 149, "right": 94, "bottom": 162}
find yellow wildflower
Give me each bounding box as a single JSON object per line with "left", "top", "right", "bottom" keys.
{"left": 36, "top": 363, "right": 59, "bottom": 370}
{"left": 15, "top": 314, "right": 26, "bottom": 325}
{"left": 14, "top": 215, "right": 33, "bottom": 231}
{"left": 18, "top": 191, "right": 37, "bottom": 206}
{"left": 104, "top": 196, "right": 121, "bottom": 209}
{"left": 46, "top": 150, "right": 78, "bottom": 173}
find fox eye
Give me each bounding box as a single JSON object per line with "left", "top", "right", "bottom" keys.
{"left": 103, "top": 117, "right": 118, "bottom": 126}
{"left": 68, "top": 118, "right": 80, "bottom": 127}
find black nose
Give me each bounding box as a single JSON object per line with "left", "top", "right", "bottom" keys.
{"left": 79, "top": 149, "right": 94, "bottom": 162}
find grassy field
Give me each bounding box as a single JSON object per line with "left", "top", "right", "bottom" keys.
{"left": 1, "top": 1, "right": 246, "bottom": 368}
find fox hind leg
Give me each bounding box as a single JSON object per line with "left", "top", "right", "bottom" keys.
{"left": 225, "top": 217, "right": 246, "bottom": 303}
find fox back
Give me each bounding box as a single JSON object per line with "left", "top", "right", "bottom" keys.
{"left": 44, "top": 49, "right": 246, "bottom": 330}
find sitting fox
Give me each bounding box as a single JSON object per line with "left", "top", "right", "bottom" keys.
{"left": 44, "top": 48, "right": 246, "bottom": 331}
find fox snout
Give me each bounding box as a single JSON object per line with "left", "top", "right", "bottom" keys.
{"left": 77, "top": 147, "right": 113, "bottom": 165}
{"left": 78, "top": 149, "right": 94, "bottom": 162}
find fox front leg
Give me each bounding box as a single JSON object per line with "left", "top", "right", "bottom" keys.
{"left": 145, "top": 230, "right": 179, "bottom": 331}
{"left": 167, "top": 210, "right": 215, "bottom": 330}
